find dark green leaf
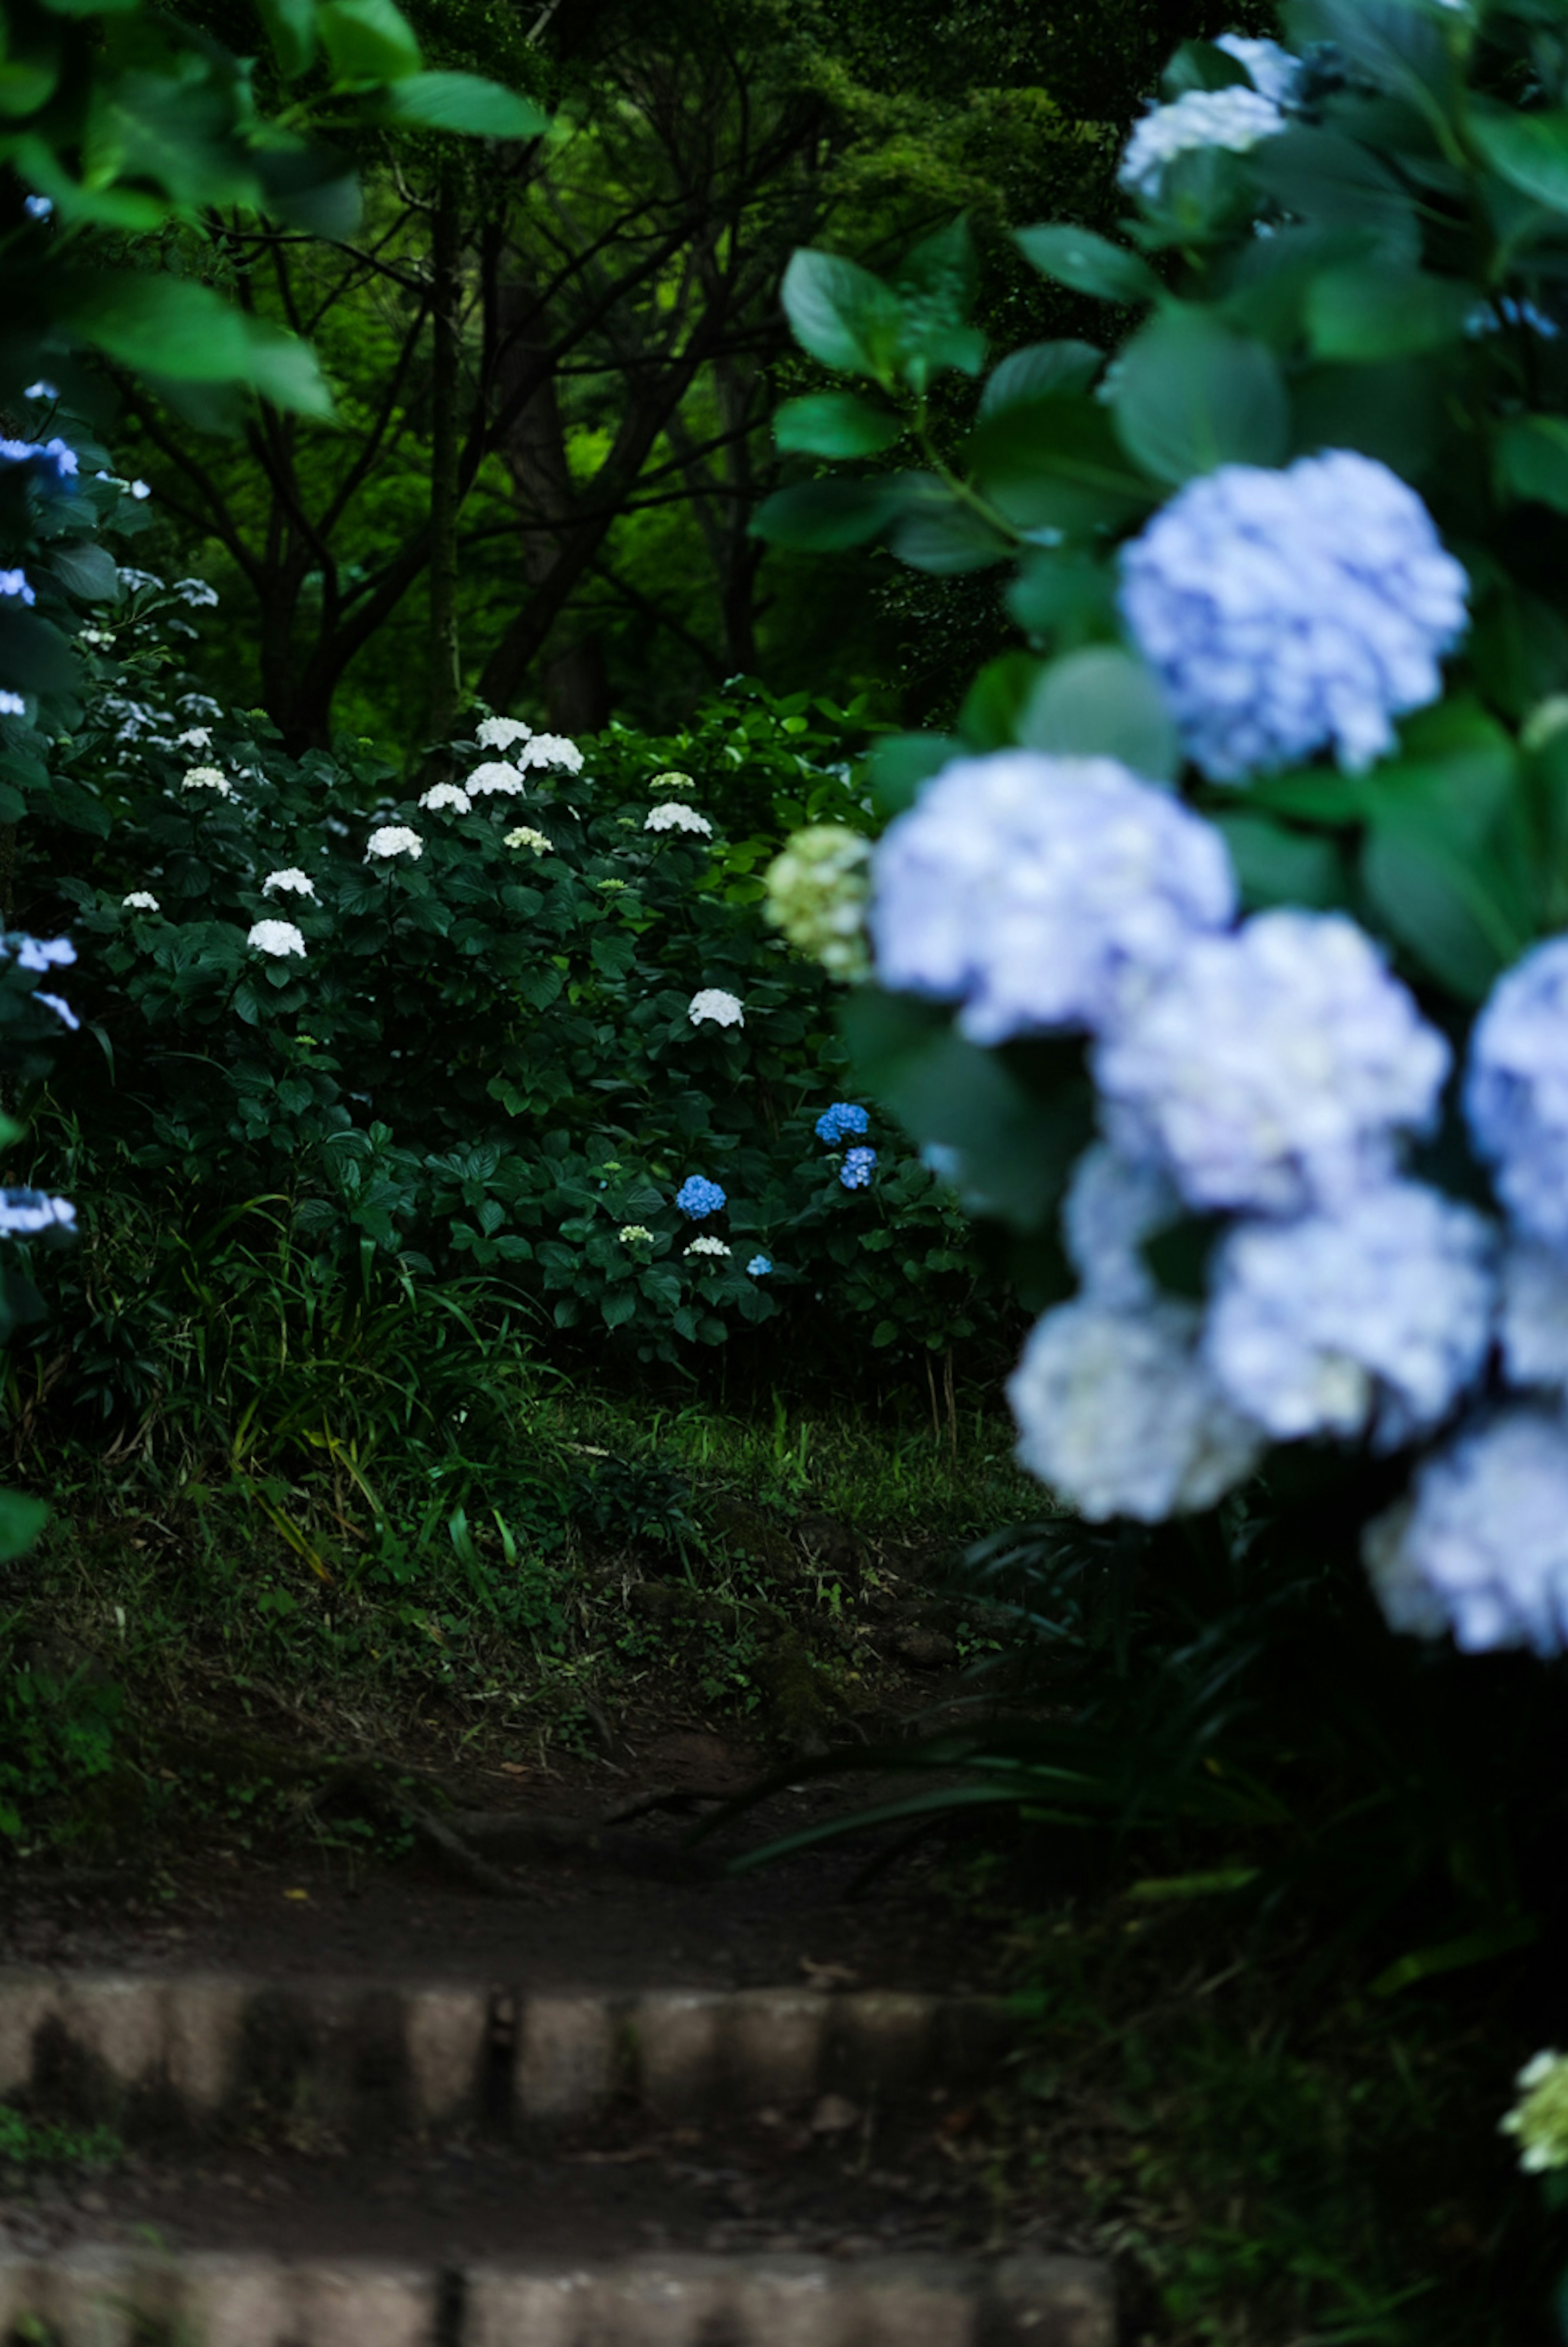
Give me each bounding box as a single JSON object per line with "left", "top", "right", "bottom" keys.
{"left": 958, "top": 653, "right": 1044, "bottom": 750}
{"left": 780, "top": 250, "right": 904, "bottom": 379}
{"left": 1113, "top": 308, "right": 1290, "bottom": 484}
{"left": 318, "top": 0, "right": 421, "bottom": 80}
{"left": 47, "top": 542, "right": 120, "bottom": 602}
{"left": 869, "top": 734, "right": 959, "bottom": 818}
{"left": 375, "top": 73, "right": 550, "bottom": 137}
{"left": 1163, "top": 38, "right": 1250, "bottom": 95}
{"left": 965, "top": 397, "right": 1156, "bottom": 537}
{"left": 1495, "top": 415, "right": 1568, "bottom": 513}
{"left": 749, "top": 476, "right": 908, "bottom": 551}
{"left": 1212, "top": 812, "right": 1348, "bottom": 908}
{"left": 1249, "top": 129, "right": 1419, "bottom": 260}
{"left": 1015, "top": 223, "right": 1161, "bottom": 306}
{"left": 256, "top": 0, "right": 317, "bottom": 76}
{"left": 1361, "top": 820, "right": 1528, "bottom": 1000}
{"left": 1471, "top": 104, "right": 1568, "bottom": 215}
{"left": 0, "top": 1489, "right": 48, "bottom": 1562}
{"left": 885, "top": 478, "right": 1011, "bottom": 573}
{"left": 1006, "top": 550, "right": 1118, "bottom": 644}
{"left": 1019, "top": 647, "right": 1178, "bottom": 781}
{"left": 979, "top": 340, "right": 1102, "bottom": 418}
{"left": 773, "top": 390, "right": 904, "bottom": 457}
{"left": 1306, "top": 263, "right": 1475, "bottom": 360}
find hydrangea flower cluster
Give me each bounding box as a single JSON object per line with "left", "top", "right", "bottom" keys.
{"left": 476, "top": 716, "right": 532, "bottom": 752}
{"left": 1120, "top": 453, "right": 1470, "bottom": 780}
{"left": 504, "top": 827, "right": 552, "bottom": 855}
{"left": 646, "top": 801, "right": 712, "bottom": 837}
{"left": 688, "top": 988, "right": 744, "bottom": 1028}
{"left": 1364, "top": 1411, "right": 1568, "bottom": 1655}
{"left": 247, "top": 919, "right": 306, "bottom": 959}
{"left": 262, "top": 869, "right": 315, "bottom": 899}
{"left": 1465, "top": 939, "right": 1568, "bottom": 1252}
{"left": 467, "top": 761, "right": 526, "bottom": 801}
{"left": 764, "top": 824, "right": 871, "bottom": 981}
{"left": 676, "top": 1176, "right": 726, "bottom": 1219}
{"left": 840, "top": 1147, "right": 877, "bottom": 1190}
{"left": 649, "top": 770, "right": 695, "bottom": 793}
{"left": 419, "top": 783, "right": 472, "bottom": 814}
{"left": 1214, "top": 31, "right": 1304, "bottom": 106}
{"left": 0, "top": 1188, "right": 76, "bottom": 1238}
{"left": 520, "top": 733, "right": 583, "bottom": 774}
{"left": 1118, "top": 85, "right": 1285, "bottom": 201}
{"left": 685, "top": 1235, "right": 731, "bottom": 1258}
{"left": 365, "top": 826, "right": 423, "bottom": 862}
{"left": 747, "top": 1255, "right": 772, "bottom": 1277}
{"left": 122, "top": 892, "right": 160, "bottom": 913}
{"left": 815, "top": 1102, "right": 870, "bottom": 1144}
{"left": 0, "top": 571, "right": 35, "bottom": 605}
{"left": 869, "top": 752, "right": 1235, "bottom": 1044}
{"left": 1501, "top": 2052, "right": 1568, "bottom": 2175}
{"left": 618, "top": 1224, "right": 653, "bottom": 1245}
{"left": 181, "top": 765, "right": 232, "bottom": 797}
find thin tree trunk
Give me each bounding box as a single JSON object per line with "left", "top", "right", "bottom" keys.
{"left": 426, "top": 172, "right": 465, "bottom": 746}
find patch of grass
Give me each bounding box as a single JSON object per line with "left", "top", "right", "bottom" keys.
{"left": 0, "top": 2102, "right": 122, "bottom": 2171}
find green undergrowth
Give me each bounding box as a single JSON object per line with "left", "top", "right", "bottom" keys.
{"left": 0, "top": 1377, "right": 1035, "bottom": 1855}
{"left": 0, "top": 2103, "right": 122, "bottom": 2175}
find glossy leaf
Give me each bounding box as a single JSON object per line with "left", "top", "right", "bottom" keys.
{"left": 965, "top": 397, "right": 1156, "bottom": 537}
{"left": 780, "top": 250, "right": 905, "bottom": 379}
{"left": 1014, "top": 223, "right": 1161, "bottom": 306}
{"left": 256, "top": 0, "right": 318, "bottom": 76}
{"left": 773, "top": 391, "right": 904, "bottom": 458}
{"left": 1112, "top": 308, "right": 1290, "bottom": 484}
{"left": 979, "top": 340, "right": 1102, "bottom": 418}
{"left": 1018, "top": 645, "right": 1179, "bottom": 782}
{"left": 1471, "top": 104, "right": 1568, "bottom": 216}
{"left": 375, "top": 72, "right": 550, "bottom": 137}
{"left": 1306, "top": 263, "right": 1475, "bottom": 360}
{"left": 749, "top": 476, "right": 908, "bottom": 551}
{"left": 1495, "top": 415, "right": 1568, "bottom": 513}
{"left": 318, "top": 0, "right": 422, "bottom": 81}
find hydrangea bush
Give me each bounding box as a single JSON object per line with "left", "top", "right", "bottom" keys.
{"left": 753, "top": 0, "right": 1568, "bottom": 1669}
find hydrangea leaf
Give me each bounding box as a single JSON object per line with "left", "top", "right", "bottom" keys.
{"left": 979, "top": 340, "right": 1102, "bottom": 419}
{"left": 780, "top": 250, "right": 905, "bottom": 381}
{"left": 773, "top": 392, "right": 904, "bottom": 458}
{"left": 957, "top": 653, "right": 1042, "bottom": 750}
{"left": 1112, "top": 309, "right": 1290, "bottom": 485}
{"left": 0, "top": 1490, "right": 48, "bottom": 1562}
{"left": 45, "top": 542, "right": 120, "bottom": 602}
{"left": 374, "top": 73, "right": 550, "bottom": 138}
{"left": 1306, "top": 263, "right": 1475, "bottom": 361}
{"left": 1248, "top": 129, "right": 1419, "bottom": 261}
{"left": 965, "top": 396, "right": 1156, "bottom": 537}
{"left": 256, "top": 0, "right": 318, "bottom": 77}
{"left": 1494, "top": 416, "right": 1568, "bottom": 514}
{"left": 749, "top": 477, "right": 910, "bottom": 551}
{"left": 1006, "top": 550, "right": 1118, "bottom": 646}
{"left": 886, "top": 478, "right": 1011, "bottom": 574}
{"left": 317, "top": 0, "right": 421, "bottom": 81}
{"left": 868, "top": 733, "right": 960, "bottom": 818}
{"left": 1162, "top": 38, "right": 1252, "bottom": 96}
{"left": 1014, "top": 223, "right": 1161, "bottom": 306}
{"left": 1211, "top": 812, "right": 1348, "bottom": 910}
{"left": 1018, "top": 647, "right": 1179, "bottom": 783}
{"left": 1470, "top": 106, "right": 1568, "bottom": 216}
{"left": 1361, "top": 818, "right": 1528, "bottom": 1001}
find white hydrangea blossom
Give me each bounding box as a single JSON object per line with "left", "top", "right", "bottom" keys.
{"left": 469, "top": 766, "right": 524, "bottom": 804}
{"left": 1363, "top": 1407, "right": 1568, "bottom": 1655}
{"left": 688, "top": 988, "right": 745, "bottom": 1028}
{"left": 1214, "top": 32, "right": 1304, "bottom": 106}
{"left": 1062, "top": 1143, "right": 1182, "bottom": 1311}
{"left": 122, "top": 891, "right": 160, "bottom": 912}
{"left": 365, "top": 826, "right": 423, "bottom": 862}
{"left": 1501, "top": 2051, "right": 1568, "bottom": 2175}
{"left": 645, "top": 801, "right": 713, "bottom": 837}
{"left": 1118, "top": 85, "right": 1285, "bottom": 200}
{"left": 1466, "top": 937, "right": 1568, "bottom": 1253}
{"left": 765, "top": 824, "right": 871, "bottom": 980}
{"left": 247, "top": 919, "right": 306, "bottom": 958}
{"left": 476, "top": 716, "right": 533, "bottom": 752}
{"left": 619, "top": 1224, "right": 654, "bottom": 1245}
{"left": 1096, "top": 910, "right": 1451, "bottom": 1216}
{"left": 685, "top": 1235, "right": 732, "bottom": 1258}
{"left": 181, "top": 765, "right": 232, "bottom": 797}
{"left": 173, "top": 577, "right": 219, "bottom": 608}
{"left": 869, "top": 751, "right": 1236, "bottom": 1045}
{"left": 1120, "top": 453, "right": 1470, "bottom": 780}
{"left": 504, "top": 826, "right": 553, "bottom": 855}
{"left": 519, "top": 732, "right": 584, "bottom": 774}
{"left": 419, "top": 783, "right": 472, "bottom": 814}
{"left": 262, "top": 868, "right": 316, "bottom": 899}
{"left": 1500, "top": 1242, "right": 1568, "bottom": 1390}
{"left": 1204, "top": 1182, "right": 1497, "bottom": 1450}
{"left": 1008, "top": 1297, "right": 1263, "bottom": 1522}
{"left": 176, "top": 726, "right": 211, "bottom": 750}
{"left": 650, "top": 769, "right": 695, "bottom": 794}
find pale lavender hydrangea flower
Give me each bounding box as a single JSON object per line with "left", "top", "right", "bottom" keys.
{"left": 1008, "top": 1298, "right": 1263, "bottom": 1522}
{"left": 0, "top": 692, "right": 23, "bottom": 718}
{"left": 688, "top": 988, "right": 744, "bottom": 1028}
{"left": 1061, "top": 1142, "right": 1182, "bottom": 1310}
{"left": 1500, "top": 1242, "right": 1568, "bottom": 1390}
{"left": 1204, "top": 1182, "right": 1496, "bottom": 1448}
{"left": 869, "top": 751, "right": 1235, "bottom": 1044}
{"left": 247, "top": 919, "right": 306, "bottom": 958}
{"left": 1466, "top": 938, "right": 1568, "bottom": 1254}
{"left": 1363, "top": 1406, "right": 1568, "bottom": 1654}
{"left": 1120, "top": 453, "right": 1469, "bottom": 780}
{"left": 1096, "top": 910, "right": 1451, "bottom": 1216}
{"left": 0, "top": 1189, "right": 75, "bottom": 1237}
{"left": 1118, "top": 85, "right": 1285, "bottom": 200}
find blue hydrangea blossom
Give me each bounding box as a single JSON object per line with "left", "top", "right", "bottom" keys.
{"left": 1095, "top": 910, "right": 1451, "bottom": 1216}
{"left": 1008, "top": 1298, "right": 1263, "bottom": 1522}
{"left": 1118, "top": 86, "right": 1285, "bottom": 201}
{"left": 1120, "top": 453, "right": 1469, "bottom": 780}
{"left": 0, "top": 1188, "right": 75, "bottom": 1238}
{"left": 675, "top": 1175, "right": 726, "bottom": 1219}
{"left": 746, "top": 1255, "right": 772, "bottom": 1277}
{"left": 1203, "top": 1182, "right": 1496, "bottom": 1449}
{"left": 840, "top": 1147, "right": 877, "bottom": 1190}
{"left": 1214, "top": 32, "right": 1304, "bottom": 105}
{"left": 1061, "top": 1142, "right": 1181, "bottom": 1311}
{"left": 1363, "top": 1407, "right": 1568, "bottom": 1654}
{"left": 869, "top": 751, "right": 1235, "bottom": 1044}
{"left": 815, "top": 1102, "right": 870, "bottom": 1144}
{"left": 1465, "top": 937, "right": 1568, "bottom": 1254}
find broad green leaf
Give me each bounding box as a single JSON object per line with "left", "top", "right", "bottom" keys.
{"left": 0, "top": 57, "right": 60, "bottom": 116}
{"left": 1283, "top": 0, "right": 1452, "bottom": 116}
{"left": 1019, "top": 646, "right": 1178, "bottom": 781}
{"left": 781, "top": 250, "right": 904, "bottom": 379}
{"left": 959, "top": 653, "right": 1045, "bottom": 750}
{"left": 1471, "top": 104, "right": 1568, "bottom": 215}
{"left": 1006, "top": 550, "right": 1118, "bottom": 644}
{"left": 0, "top": 1488, "right": 47, "bottom": 1562}
{"left": 885, "top": 478, "right": 1011, "bottom": 574}
{"left": 773, "top": 390, "right": 904, "bottom": 458}
{"left": 1163, "top": 38, "right": 1251, "bottom": 95}
{"left": 1495, "top": 415, "right": 1568, "bottom": 513}
{"left": 749, "top": 476, "right": 908, "bottom": 551}
{"left": 869, "top": 733, "right": 959, "bottom": 818}
{"left": 239, "top": 321, "right": 334, "bottom": 417}
{"left": 62, "top": 275, "right": 332, "bottom": 412}
{"left": 85, "top": 73, "right": 260, "bottom": 208}
{"left": 1249, "top": 129, "right": 1419, "bottom": 261}
{"left": 1361, "top": 819, "right": 1528, "bottom": 1001}
{"left": 1112, "top": 308, "right": 1289, "bottom": 484}
{"left": 318, "top": 0, "right": 421, "bottom": 80}
{"left": 1212, "top": 813, "right": 1348, "bottom": 909}
{"left": 894, "top": 217, "right": 986, "bottom": 385}
{"left": 965, "top": 397, "right": 1156, "bottom": 537}
{"left": 257, "top": 0, "right": 318, "bottom": 76}
{"left": 1306, "top": 263, "right": 1475, "bottom": 360}
{"left": 375, "top": 71, "right": 550, "bottom": 138}
{"left": 257, "top": 145, "right": 363, "bottom": 238}
{"left": 1015, "top": 223, "right": 1161, "bottom": 306}
{"left": 979, "top": 340, "right": 1102, "bottom": 418}
{"left": 47, "top": 542, "right": 120, "bottom": 602}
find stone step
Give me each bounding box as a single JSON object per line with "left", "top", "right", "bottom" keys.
{"left": 0, "top": 2247, "right": 1114, "bottom": 2347}
{"left": 0, "top": 1973, "right": 1012, "bottom": 2141}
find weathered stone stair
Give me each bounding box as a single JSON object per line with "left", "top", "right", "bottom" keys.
{"left": 0, "top": 1968, "right": 1116, "bottom": 2346}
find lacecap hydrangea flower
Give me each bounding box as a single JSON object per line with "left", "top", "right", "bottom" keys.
{"left": 262, "top": 868, "right": 316, "bottom": 899}
{"left": 747, "top": 1255, "right": 772, "bottom": 1277}
{"left": 646, "top": 801, "right": 712, "bottom": 837}
{"left": 365, "top": 826, "right": 423, "bottom": 862}
{"left": 676, "top": 1175, "right": 726, "bottom": 1219}
{"left": 1096, "top": 910, "right": 1451, "bottom": 1216}
{"left": 181, "top": 765, "right": 232, "bottom": 797}
{"left": 1203, "top": 1182, "right": 1496, "bottom": 1450}
{"left": 504, "top": 827, "right": 552, "bottom": 855}
{"left": 1120, "top": 452, "right": 1470, "bottom": 780}
{"left": 1501, "top": 2052, "right": 1568, "bottom": 2174}
{"left": 1363, "top": 1406, "right": 1568, "bottom": 1654}
{"left": 467, "top": 761, "right": 526, "bottom": 800}
{"left": 0, "top": 1188, "right": 76, "bottom": 1238}
{"left": 247, "top": 919, "right": 306, "bottom": 959}
{"left": 419, "top": 783, "right": 472, "bottom": 814}
{"left": 840, "top": 1147, "right": 877, "bottom": 1190}
{"left": 1009, "top": 1298, "right": 1263, "bottom": 1522}
{"left": 685, "top": 1235, "right": 732, "bottom": 1258}
{"left": 122, "top": 892, "right": 160, "bottom": 913}
{"left": 1118, "top": 84, "right": 1285, "bottom": 201}
{"left": 1466, "top": 937, "right": 1568, "bottom": 1254}
{"left": 688, "top": 988, "right": 744, "bottom": 1028}
{"left": 476, "top": 716, "right": 532, "bottom": 752}
{"left": 816, "top": 1102, "right": 870, "bottom": 1145}
{"left": 869, "top": 752, "right": 1235, "bottom": 1045}
{"left": 765, "top": 824, "right": 872, "bottom": 981}
{"left": 176, "top": 726, "right": 211, "bottom": 750}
